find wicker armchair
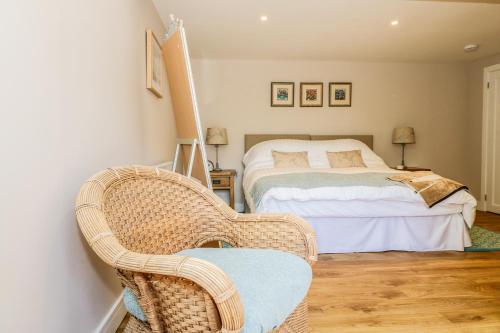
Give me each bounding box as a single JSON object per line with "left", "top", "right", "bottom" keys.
{"left": 75, "top": 166, "right": 317, "bottom": 333}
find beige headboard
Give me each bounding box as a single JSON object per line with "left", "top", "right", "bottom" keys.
{"left": 244, "top": 134, "right": 374, "bottom": 152}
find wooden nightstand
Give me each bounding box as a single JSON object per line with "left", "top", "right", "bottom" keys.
{"left": 391, "top": 166, "right": 431, "bottom": 172}
{"left": 210, "top": 169, "right": 236, "bottom": 209}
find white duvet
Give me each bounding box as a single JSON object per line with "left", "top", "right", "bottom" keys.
{"left": 242, "top": 139, "right": 477, "bottom": 228}
{"left": 243, "top": 167, "right": 477, "bottom": 227}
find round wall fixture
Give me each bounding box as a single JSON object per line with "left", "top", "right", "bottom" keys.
{"left": 464, "top": 44, "right": 479, "bottom": 52}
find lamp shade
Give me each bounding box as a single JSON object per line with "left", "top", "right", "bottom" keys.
{"left": 206, "top": 128, "right": 228, "bottom": 145}
{"left": 392, "top": 127, "right": 416, "bottom": 144}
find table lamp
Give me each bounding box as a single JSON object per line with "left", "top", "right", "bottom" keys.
{"left": 206, "top": 128, "right": 228, "bottom": 171}
{"left": 392, "top": 127, "right": 415, "bottom": 170}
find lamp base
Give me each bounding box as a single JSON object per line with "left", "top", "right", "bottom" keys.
{"left": 214, "top": 160, "right": 222, "bottom": 171}
{"left": 396, "top": 165, "right": 405, "bottom": 170}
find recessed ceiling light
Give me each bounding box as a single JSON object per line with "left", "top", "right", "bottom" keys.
{"left": 464, "top": 44, "right": 479, "bottom": 52}
{"left": 391, "top": 20, "right": 399, "bottom": 26}
{"left": 260, "top": 15, "right": 268, "bottom": 21}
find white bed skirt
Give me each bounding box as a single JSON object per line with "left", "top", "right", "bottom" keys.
{"left": 306, "top": 214, "right": 471, "bottom": 253}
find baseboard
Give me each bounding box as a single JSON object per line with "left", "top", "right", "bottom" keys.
{"left": 95, "top": 290, "right": 127, "bottom": 333}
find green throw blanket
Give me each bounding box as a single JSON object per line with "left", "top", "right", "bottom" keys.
{"left": 249, "top": 172, "right": 401, "bottom": 208}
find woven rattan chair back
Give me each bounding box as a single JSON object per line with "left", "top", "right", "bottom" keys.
{"left": 102, "top": 171, "right": 234, "bottom": 255}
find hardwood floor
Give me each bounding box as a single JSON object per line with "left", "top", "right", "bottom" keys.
{"left": 117, "top": 212, "right": 500, "bottom": 333}
{"left": 475, "top": 211, "right": 500, "bottom": 233}
{"left": 309, "top": 211, "right": 500, "bottom": 333}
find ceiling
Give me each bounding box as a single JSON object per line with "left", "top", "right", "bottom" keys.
{"left": 152, "top": 0, "right": 500, "bottom": 62}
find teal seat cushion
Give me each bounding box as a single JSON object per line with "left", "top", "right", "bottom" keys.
{"left": 123, "top": 288, "right": 146, "bottom": 322}
{"left": 175, "top": 248, "right": 312, "bottom": 333}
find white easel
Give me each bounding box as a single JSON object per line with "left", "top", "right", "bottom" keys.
{"left": 162, "top": 15, "right": 212, "bottom": 189}
{"left": 163, "top": 15, "right": 212, "bottom": 189}
{"left": 172, "top": 138, "right": 198, "bottom": 178}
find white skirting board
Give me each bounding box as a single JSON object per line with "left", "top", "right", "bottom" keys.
{"left": 95, "top": 290, "right": 126, "bottom": 333}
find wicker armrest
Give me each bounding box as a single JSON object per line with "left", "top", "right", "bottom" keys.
{"left": 231, "top": 213, "right": 318, "bottom": 265}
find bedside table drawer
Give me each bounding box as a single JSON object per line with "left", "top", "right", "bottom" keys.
{"left": 212, "top": 177, "right": 229, "bottom": 187}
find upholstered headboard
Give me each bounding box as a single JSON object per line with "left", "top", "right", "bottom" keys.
{"left": 244, "top": 134, "right": 374, "bottom": 152}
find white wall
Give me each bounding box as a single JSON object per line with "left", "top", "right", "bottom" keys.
{"left": 0, "top": 0, "right": 176, "bottom": 332}
{"left": 192, "top": 59, "right": 469, "bottom": 207}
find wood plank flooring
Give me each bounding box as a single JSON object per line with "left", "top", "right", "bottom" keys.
{"left": 117, "top": 211, "right": 500, "bottom": 333}
{"left": 475, "top": 211, "right": 500, "bottom": 233}
{"left": 309, "top": 211, "right": 500, "bottom": 333}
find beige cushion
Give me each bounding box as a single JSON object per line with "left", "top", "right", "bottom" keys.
{"left": 327, "top": 150, "right": 367, "bottom": 168}
{"left": 272, "top": 151, "right": 310, "bottom": 168}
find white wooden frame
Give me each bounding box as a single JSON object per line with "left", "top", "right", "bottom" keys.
{"left": 480, "top": 63, "right": 500, "bottom": 211}
{"left": 172, "top": 138, "right": 198, "bottom": 178}
{"left": 146, "top": 29, "right": 163, "bottom": 98}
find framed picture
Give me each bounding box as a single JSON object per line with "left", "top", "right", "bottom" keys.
{"left": 271, "top": 82, "right": 294, "bottom": 107}
{"left": 146, "top": 29, "right": 164, "bottom": 98}
{"left": 329, "top": 82, "right": 352, "bottom": 107}
{"left": 300, "top": 82, "right": 323, "bottom": 107}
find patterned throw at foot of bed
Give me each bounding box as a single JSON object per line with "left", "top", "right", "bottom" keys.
{"left": 387, "top": 171, "right": 468, "bottom": 208}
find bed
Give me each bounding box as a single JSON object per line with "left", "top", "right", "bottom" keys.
{"left": 242, "top": 134, "right": 477, "bottom": 253}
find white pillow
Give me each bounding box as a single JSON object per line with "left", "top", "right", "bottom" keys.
{"left": 243, "top": 139, "right": 387, "bottom": 170}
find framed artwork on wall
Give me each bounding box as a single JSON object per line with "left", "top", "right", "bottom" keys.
{"left": 146, "top": 29, "right": 164, "bottom": 98}
{"left": 300, "top": 82, "right": 323, "bottom": 107}
{"left": 271, "top": 82, "right": 295, "bottom": 107}
{"left": 329, "top": 82, "right": 352, "bottom": 107}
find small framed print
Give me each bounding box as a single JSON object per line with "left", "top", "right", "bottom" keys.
{"left": 146, "top": 29, "right": 164, "bottom": 98}
{"left": 300, "top": 82, "right": 323, "bottom": 107}
{"left": 271, "top": 82, "right": 294, "bottom": 107}
{"left": 329, "top": 82, "right": 352, "bottom": 107}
